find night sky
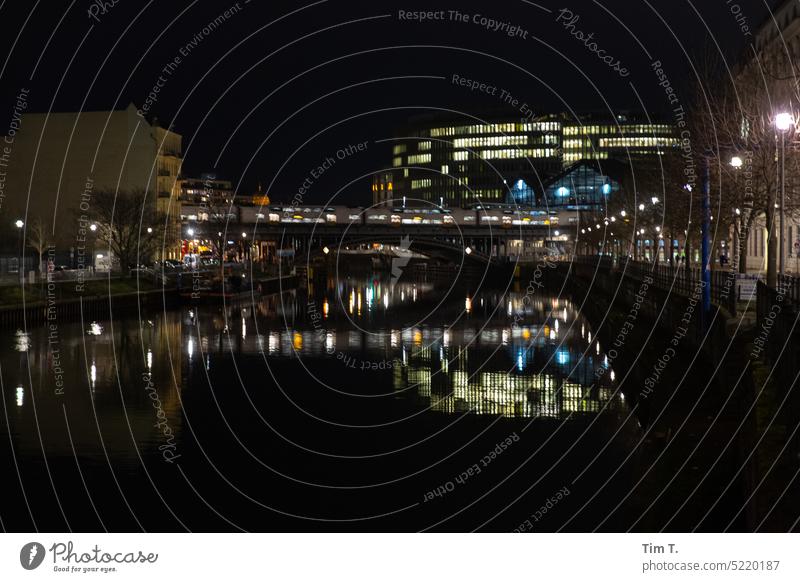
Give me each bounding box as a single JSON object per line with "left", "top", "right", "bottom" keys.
{"left": 0, "top": 0, "right": 779, "bottom": 205}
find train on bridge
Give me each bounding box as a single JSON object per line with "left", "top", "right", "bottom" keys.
{"left": 182, "top": 204, "right": 579, "bottom": 230}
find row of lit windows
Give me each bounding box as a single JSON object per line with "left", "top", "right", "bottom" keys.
{"left": 393, "top": 157, "right": 403, "bottom": 167}
{"left": 481, "top": 148, "right": 557, "bottom": 160}
{"left": 407, "top": 153, "right": 432, "bottom": 164}
{"left": 562, "top": 124, "right": 674, "bottom": 136}
{"left": 411, "top": 179, "right": 432, "bottom": 190}
{"left": 563, "top": 152, "right": 609, "bottom": 162}
{"left": 429, "top": 122, "right": 562, "bottom": 137}
{"left": 393, "top": 144, "right": 407, "bottom": 155}
{"left": 562, "top": 139, "right": 591, "bottom": 149}
{"left": 453, "top": 135, "right": 530, "bottom": 149}
{"left": 598, "top": 137, "right": 677, "bottom": 148}
{"left": 418, "top": 141, "right": 431, "bottom": 151}
{"left": 451, "top": 148, "right": 558, "bottom": 161}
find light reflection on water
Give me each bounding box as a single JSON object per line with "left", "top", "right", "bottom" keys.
{"left": 185, "top": 277, "right": 621, "bottom": 420}
{"left": 4, "top": 276, "right": 622, "bottom": 431}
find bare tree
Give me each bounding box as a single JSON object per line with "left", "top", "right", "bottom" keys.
{"left": 86, "top": 189, "right": 174, "bottom": 275}
{"left": 26, "top": 217, "right": 51, "bottom": 279}
{"left": 687, "top": 46, "right": 800, "bottom": 285}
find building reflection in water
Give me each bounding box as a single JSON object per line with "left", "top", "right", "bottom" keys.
{"left": 196, "top": 280, "right": 623, "bottom": 420}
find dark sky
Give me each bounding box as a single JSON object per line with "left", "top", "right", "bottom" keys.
{"left": 0, "top": 0, "right": 781, "bottom": 205}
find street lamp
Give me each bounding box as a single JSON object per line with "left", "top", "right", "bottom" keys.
{"left": 14, "top": 219, "right": 24, "bottom": 274}
{"left": 638, "top": 203, "right": 645, "bottom": 211}
{"left": 775, "top": 112, "right": 794, "bottom": 131}
{"left": 775, "top": 111, "right": 794, "bottom": 277}
{"left": 730, "top": 156, "right": 743, "bottom": 168}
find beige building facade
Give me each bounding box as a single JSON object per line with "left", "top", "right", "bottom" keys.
{"left": 1, "top": 103, "right": 182, "bottom": 260}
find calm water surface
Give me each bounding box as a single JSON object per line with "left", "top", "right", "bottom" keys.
{"left": 1, "top": 271, "right": 647, "bottom": 531}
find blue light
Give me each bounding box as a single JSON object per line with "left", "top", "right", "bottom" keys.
{"left": 602, "top": 183, "right": 612, "bottom": 195}
{"left": 556, "top": 186, "right": 570, "bottom": 197}
{"left": 556, "top": 349, "right": 570, "bottom": 365}
{"left": 516, "top": 179, "right": 525, "bottom": 190}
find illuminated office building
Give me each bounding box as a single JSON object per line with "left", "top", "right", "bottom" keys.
{"left": 378, "top": 113, "right": 676, "bottom": 208}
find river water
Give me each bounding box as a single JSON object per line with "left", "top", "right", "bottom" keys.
{"left": 0, "top": 269, "right": 663, "bottom": 532}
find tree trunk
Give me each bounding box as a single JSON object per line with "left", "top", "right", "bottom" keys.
{"left": 738, "top": 237, "right": 748, "bottom": 274}
{"left": 766, "top": 199, "right": 778, "bottom": 288}
{"left": 738, "top": 212, "right": 757, "bottom": 274}
{"left": 684, "top": 239, "right": 693, "bottom": 275}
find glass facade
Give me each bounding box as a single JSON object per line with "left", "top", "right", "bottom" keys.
{"left": 379, "top": 115, "right": 676, "bottom": 208}
{"left": 543, "top": 162, "right": 619, "bottom": 209}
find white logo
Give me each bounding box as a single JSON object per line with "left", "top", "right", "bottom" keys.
{"left": 391, "top": 236, "right": 413, "bottom": 286}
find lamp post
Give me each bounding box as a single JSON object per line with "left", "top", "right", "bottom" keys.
{"left": 701, "top": 159, "right": 711, "bottom": 329}
{"left": 775, "top": 112, "right": 794, "bottom": 278}
{"left": 14, "top": 220, "right": 24, "bottom": 277}
{"left": 89, "top": 223, "right": 97, "bottom": 274}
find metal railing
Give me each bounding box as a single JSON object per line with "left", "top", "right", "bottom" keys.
{"left": 570, "top": 255, "right": 738, "bottom": 314}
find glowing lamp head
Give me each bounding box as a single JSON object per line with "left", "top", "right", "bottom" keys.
{"left": 14, "top": 219, "right": 24, "bottom": 229}
{"left": 776, "top": 112, "right": 795, "bottom": 131}
{"left": 730, "top": 156, "right": 743, "bottom": 168}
